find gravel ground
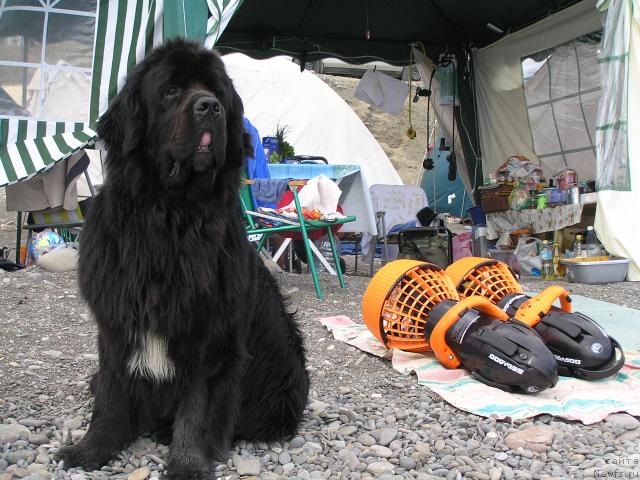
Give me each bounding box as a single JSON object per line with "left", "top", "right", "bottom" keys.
{"left": 1, "top": 265, "right": 640, "bottom": 480}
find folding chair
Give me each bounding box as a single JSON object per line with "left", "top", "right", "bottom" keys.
{"left": 240, "top": 178, "right": 356, "bottom": 300}
{"left": 368, "top": 184, "right": 429, "bottom": 276}
{"left": 15, "top": 151, "right": 99, "bottom": 266}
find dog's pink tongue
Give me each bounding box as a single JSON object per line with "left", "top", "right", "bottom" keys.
{"left": 199, "top": 132, "right": 212, "bottom": 147}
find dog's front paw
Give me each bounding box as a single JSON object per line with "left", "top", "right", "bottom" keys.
{"left": 57, "top": 444, "right": 111, "bottom": 471}
{"left": 168, "top": 455, "right": 214, "bottom": 480}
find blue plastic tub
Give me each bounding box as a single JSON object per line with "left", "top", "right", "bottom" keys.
{"left": 467, "top": 205, "right": 487, "bottom": 225}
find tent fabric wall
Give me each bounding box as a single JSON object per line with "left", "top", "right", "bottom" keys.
{"left": 474, "top": 0, "right": 602, "bottom": 176}
{"left": 522, "top": 34, "right": 601, "bottom": 181}
{"left": 412, "top": 48, "right": 475, "bottom": 200}
{"left": 595, "top": 0, "right": 640, "bottom": 280}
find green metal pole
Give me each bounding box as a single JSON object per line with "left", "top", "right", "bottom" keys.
{"left": 15, "top": 211, "right": 22, "bottom": 265}
{"left": 326, "top": 227, "right": 346, "bottom": 288}
{"left": 257, "top": 232, "right": 269, "bottom": 253}
{"left": 291, "top": 185, "right": 323, "bottom": 300}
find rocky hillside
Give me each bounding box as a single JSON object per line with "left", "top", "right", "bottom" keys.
{"left": 317, "top": 74, "right": 431, "bottom": 186}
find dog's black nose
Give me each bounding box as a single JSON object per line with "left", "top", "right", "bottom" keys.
{"left": 194, "top": 96, "right": 221, "bottom": 116}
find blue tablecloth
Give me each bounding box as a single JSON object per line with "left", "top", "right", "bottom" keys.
{"left": 267, "top": 164, "right": 360, "bottom": 180}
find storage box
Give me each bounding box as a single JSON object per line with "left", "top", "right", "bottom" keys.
{"left": 546, "top": 188, "right": 567, "bottom": 204}
{"left": 262, "top": 136, "right": 279, "bottom": 159}
{"left": 480, "top": 184, "right": 513, "bottom": 213}
{"left": 560, "top": 257, "right": 629, "bottom": 284}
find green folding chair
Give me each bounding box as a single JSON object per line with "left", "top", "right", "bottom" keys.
{"left": 240, "top": 178, "right": 356, "bottom": 300}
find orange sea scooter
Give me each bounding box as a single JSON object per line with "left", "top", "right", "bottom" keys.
{"left": 362, "top": 259, "right": 558, "bottom": 394}
{"left": 445, "top": 257, "right": 625, "bottom": 380}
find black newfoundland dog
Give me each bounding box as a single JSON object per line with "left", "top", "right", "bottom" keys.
{"left": 58, "top": 39, "right": 309, "bottom": 479}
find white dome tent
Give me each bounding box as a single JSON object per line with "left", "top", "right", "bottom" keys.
{"left": 223, "top": 52, "right": 403, "bottom": 238}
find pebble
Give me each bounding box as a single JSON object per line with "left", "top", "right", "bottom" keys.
{"left": 18, "top": 419, "right": 44, "bottom": 428}
{"left": 605, "top": 413, "right": 640, "bottom": 430}
{"left": 127, "top": 467, "right": 151, "bottom": 480}
{"left": 366, "top": 461, "right": 394, "bottom": 476}
{"left": 375, "top": 428, "right": 397, "bottom": 446}
{"left": 530, "top": 459, "right": 544, "bottom": 474}
{"left": 399, "top": 456, "right": 416, "bottom": 469}
{"left": 339, "top": 426, "right": 357, "bottom": 436}
{"left": 278, "top": 452, "right": 291, "bottom": 465}
{"left": 289, "top": 437, "right": 306, "bottom": 448}
{"left": 233, "top": 455, "right": 261, "bottom": 476}
{"left": 357, "top": 434, "right": 376, "bottom": 447}
{"left": 27, "top": 434, "right": 49, "bottom": 446}
{"left": 0, "top": 424, "right": 30, "bottom": 444}
{"left": 363, "top": 445, "right": 393, "bottom": 458}
{"left": 504, "top": 425, "right": 558, "bottom": 452}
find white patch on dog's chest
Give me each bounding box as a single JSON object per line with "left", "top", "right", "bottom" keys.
{"left": 128, "top": 333, "right": 175, "bottom": 382}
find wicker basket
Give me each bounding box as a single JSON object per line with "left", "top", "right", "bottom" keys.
{"left": 480, "top": 184, "right": 513, "bottom": 213}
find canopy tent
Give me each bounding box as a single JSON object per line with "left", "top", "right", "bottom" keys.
{"left": 217, "top": 0, "right": 640, "bottom": 279}
{"left": 215, "top": 0, "right": 583, "bottom": 66}
{"left": 216, "top": 1, "right": 583, "bottom": 198}
{"left": 223, "top": 52, "right": 402, "bottom": 235}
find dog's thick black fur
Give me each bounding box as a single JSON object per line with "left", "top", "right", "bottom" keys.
{"left": 58, "top": 40, "right": 309, "bottom": 479}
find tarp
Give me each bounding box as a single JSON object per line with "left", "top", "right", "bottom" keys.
{"left": 222, "top": 53, "right": 403, "bottom": 235}
{"left": 595, "top": 0, "right": 640, "bottom": 280}
{"left": 474, "top": 0, "right": 602, "bottom": 177}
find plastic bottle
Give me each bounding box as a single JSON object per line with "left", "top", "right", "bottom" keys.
{"left": 541, "top": 240, "right": 555, "bottom": 281}
{"left": 574, "top": 234, "right": 586, "bottom": 258}
{"left": 552, "top": 241, "right": 562, "bottom": 277}
{"left": 585, "top": 226, "right": 601, "bottom": 257}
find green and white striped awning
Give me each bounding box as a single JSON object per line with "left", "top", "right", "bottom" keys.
{"left": 0, "top": 122, "right": 96, "bottom": 186}
{"left": 0, "top": 0, "right": 243, "bottom": 188}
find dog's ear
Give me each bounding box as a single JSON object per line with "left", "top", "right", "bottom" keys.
{"left": 225, "top": 87, "right": 249, "bottom": 168}
{"left": 97, "top": 73, "right": 144, "bottom": 156}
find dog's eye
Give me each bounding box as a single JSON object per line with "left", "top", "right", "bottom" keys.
{"left": 164, "top": 86, "right": 180, "bottom": 97}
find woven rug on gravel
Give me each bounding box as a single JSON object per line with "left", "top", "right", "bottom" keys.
{"left": 320, "top": 315, "right": 640, "bottom": 424}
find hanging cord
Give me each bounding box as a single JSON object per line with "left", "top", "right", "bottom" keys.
{"left": 420, "top": 67, "right": 437, "bottom": 174}
{"left": 407, "top": 42, "right": 437, "bottom": 141}
{"left": 449, "top": 57, "right": 457, "bottom": 181}
{"left": 436, "top": 51, "right": 458, "bottom": 182}
{"left": 406, "top": 47, "right": 416, "bottom": 139}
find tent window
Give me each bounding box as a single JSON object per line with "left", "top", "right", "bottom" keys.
{"left": 521, "top": 31, "right": 602, "bottom": 183}
{"left": 0, "top": 0, "right": 97, "bottom": 123}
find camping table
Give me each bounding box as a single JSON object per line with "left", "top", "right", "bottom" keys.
{"left": 485, "top": 203, "right": 584, "bottom": 240}
{"left": 267, "top": 164, "right": 369, "bottom": 234}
